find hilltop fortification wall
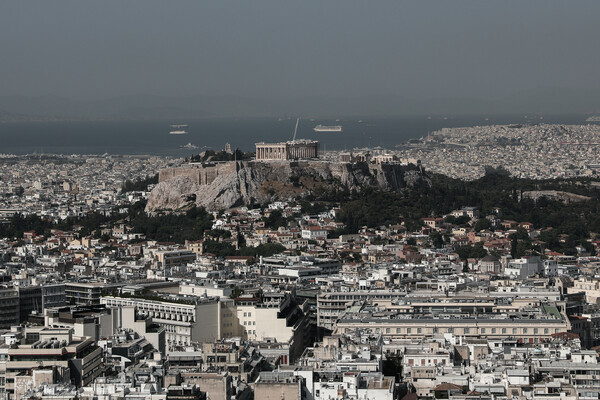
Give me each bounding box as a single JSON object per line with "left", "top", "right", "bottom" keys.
{"left": 147, "top": 160, "right": 427, "bottom": 211}
{"left": 158, "top": 162, "right": 238, "bottom": 186}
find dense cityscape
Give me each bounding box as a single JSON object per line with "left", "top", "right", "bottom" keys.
{"left": 1, "top": 128, "right": 600, "bottom": 400}
{"left": 2, "top": 1, "right": 600, "bottom": 399}
{"left": 395, "top": 124, "right": 600, "bottom": 180}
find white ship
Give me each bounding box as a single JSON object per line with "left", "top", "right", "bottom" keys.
{"left": 314, "top": 125, "right": 343, "bottom": 132}
{"left": 170, "top": 124, "right": 189, "bottom": 135}
{"left": 180, "top": 142, "right": 198, "bottom": 149}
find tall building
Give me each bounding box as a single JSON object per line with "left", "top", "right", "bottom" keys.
{"left": 17, "top": 286, "right": 42, "bottom": 323}
{"left": 0, "top": 287, "right": 20, "bottom": 328}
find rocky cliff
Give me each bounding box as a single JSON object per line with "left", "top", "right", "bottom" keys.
{"left": 146, "top": 160, "right": 428, "bottom": 211}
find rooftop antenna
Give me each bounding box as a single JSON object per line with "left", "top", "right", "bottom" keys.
{"left": 291, "top": 118, "right": 300, "bottom": 142}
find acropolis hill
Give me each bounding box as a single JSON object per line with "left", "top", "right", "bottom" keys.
{"left": 146, "top": 159, "right": 426, "bottom": 212}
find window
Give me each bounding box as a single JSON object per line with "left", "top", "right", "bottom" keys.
{"left": 386, "top": 328, "right": 390, "bottom": 334}
{"left": 464, "top": 328, "right": 470, "bottom": 334}
{"left": 523, "top": 328, "right": 528, "bottom": 334}
{"left": 248, "top": 312, "right": 252, "bottom": 317}
{"left": 481, "top": 328, "right": 486, "bottom": 334}
{"left": 396, "top": 328, "right": 401, "bottom": 334}
{"left": 243, "top": 312, "right": 247, "bottom": 317}
{"left": 417, "top": 328, "right": 422, "bottom": 334}
{"left": 407, "top": 328, "right": 412, "bottom": 334}
{"left": 534, "top": 328, "right": 538, "bottom": 334}
{"left": 513, "top": 328, "right": 517, "bottom": 334}
{"left": 502, "top": 328, "right": 507, "bottom": 334}
{"left": 492, "top": 328, "right": 496, "bottom": 334}
{"left": 544, "top": 328, "right": 549, "bottom": 334}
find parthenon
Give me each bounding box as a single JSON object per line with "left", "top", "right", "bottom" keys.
{"left": 255, "top": 140, "right": 319, "bottom": 160}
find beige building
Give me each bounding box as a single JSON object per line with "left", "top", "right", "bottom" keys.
{"left": 567, "top": 277, "right": 600, "bottom": 304}
{"left": 255, "top": 140, "right": 318, "bottom": 160}
{"left": 101, "top": 296, "right": 222, "bottom": 351}
{"left": 154, "top": 250, "right": 197, "bottom": 267}
{"left": 101, "top": 293, "right": 308, "bottom": 359}
{"left": 335, "top": 314, "right": 569, "bottom": 344}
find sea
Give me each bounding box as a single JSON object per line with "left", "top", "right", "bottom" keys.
{"left": 0, "top": 114, "right": 593, "bottom": 157}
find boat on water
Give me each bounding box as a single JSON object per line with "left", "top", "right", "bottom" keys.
{"left": 180, "top": 142, "right": 199, "bottom": 149}
{"left": 170, "top": 124, "right": 189, "bottom": 135}
{"left": 314, "top": 125, "right": 343, "bottom": 132}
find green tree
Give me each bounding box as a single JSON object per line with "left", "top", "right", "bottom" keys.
{"left": 473, "top": 218, "right": 491, "bottom": 232}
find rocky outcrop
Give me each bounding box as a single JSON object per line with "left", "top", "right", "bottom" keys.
{"left": 146, "top": 160, "right": 429, "bottom": 211}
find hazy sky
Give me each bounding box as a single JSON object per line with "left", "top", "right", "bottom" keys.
{"left": 2, "top": 1, "right": 599, "bottom": 102}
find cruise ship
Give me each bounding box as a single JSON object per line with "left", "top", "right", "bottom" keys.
{"left": 314, "top": 125, "right": 343, "bottom": 132}
{"left": 170, "top": 124, "right": 189, "bottom": 135}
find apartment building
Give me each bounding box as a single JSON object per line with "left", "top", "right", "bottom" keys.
{"left": 154, "top": 250, "right": 196, "bottom": 267}
{"left": 65, "top": 282, "right": 122, "bottom": 306}
{"left": 1, "top": 326, "right": 102, "bottom": 396}
{"left": 101, "top": 295, "right": 221, "bottom": 350}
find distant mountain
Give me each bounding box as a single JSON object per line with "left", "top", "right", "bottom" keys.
{"left": 0, "top": 109, "right": 64, "bottom": 122}
{"left": 0, "top": 87, "right": 599, "bottom": 121}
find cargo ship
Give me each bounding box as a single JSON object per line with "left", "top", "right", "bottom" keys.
{"left": 314, "top": 125, "right": 343, "bottom": 132}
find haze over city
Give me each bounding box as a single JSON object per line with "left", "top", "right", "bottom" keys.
{"left": 5, "top": 2, "right": 600, "bottom": 400}
{"left": 2, "top": 0, "right": 600, "bottom": 118}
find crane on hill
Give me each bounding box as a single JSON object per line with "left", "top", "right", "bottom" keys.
{"left": 291, "top": 118, "right": 300, "bottom": 142}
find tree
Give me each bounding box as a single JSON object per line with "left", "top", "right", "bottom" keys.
{"left": 510, "top": 228, "right": 532, "bottom": 258}
{"left": 121, "top": 174, "right": 158, "bottom": 193}
{"left": 473, "top": 218, "right": 491, "bottom": 232}
{"left": 264, "top": 210, "right": 288, "bottom": 230}
{"left": 429, "top": 231, "right": 444, "bottom": 248}
{"left": 456, "top": 242, "right": 487, "bottom": 260}
{"left": 230, "top": 286, "right": 244, "bottom": 299}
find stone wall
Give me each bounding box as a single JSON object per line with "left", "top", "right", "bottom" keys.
{"left": 159, "top": 162, "right": 238, "bottom": 186}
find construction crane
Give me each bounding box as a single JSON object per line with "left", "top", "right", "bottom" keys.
{"left": 291, "top": 118, "right": 300, "bottom": 142}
